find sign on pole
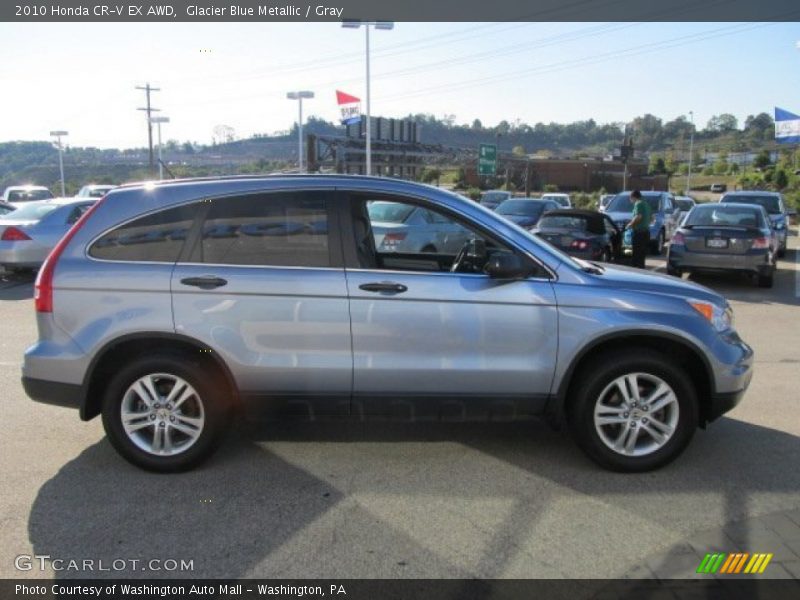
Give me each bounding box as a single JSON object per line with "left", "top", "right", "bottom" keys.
{"left": 337, "top": 90, "right": 362, "bottom": 125}
{"left": 478, "top": 143, "right": 497, "bottom": 176}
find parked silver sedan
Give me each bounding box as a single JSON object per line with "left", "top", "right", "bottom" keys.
{"left": 666, "top": 203, "right": 777, "bottom": 288}
{"left": 0, "top": 198, "right": 95, "bottom": 271}
{"left": 367, "top": 200, "right": 471, "bottom": 255}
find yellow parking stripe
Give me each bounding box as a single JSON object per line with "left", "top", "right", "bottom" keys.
{"left": 744, "top": 554, "right": 761, "bottom": 574}
{"left": 757, "top": 554, "right": 773, "bottom": 574}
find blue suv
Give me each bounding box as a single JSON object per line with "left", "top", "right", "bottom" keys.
{"left": 605, "top": 191, "right": 681, "bottom": 255}
{"left": 22, "top": 176, "right": 753, "bottom": 473}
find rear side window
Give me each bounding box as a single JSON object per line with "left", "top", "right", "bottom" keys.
{"left": 189, "top": 191, "right": 330, "bottom": 267}
{"left": 89, "top": 204, "right": 198, "bottom": 262}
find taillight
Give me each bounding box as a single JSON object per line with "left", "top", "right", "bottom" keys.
{"left": 751, "top": 237, "right": 769, "bottom": 250}
{"left": 570, "top": 239, "right": 588, "bottom": 250}
{"left": 1, "top": 226, "right": 31, "bottom": 241}
{"left": 35, "top": 200, "right": 103, "bottom": 313}
{"left": 671, "top": 231, "right": 685, "bottom": 246}
{"left": 382, "top": 232, "right": 407, "bottom": 248}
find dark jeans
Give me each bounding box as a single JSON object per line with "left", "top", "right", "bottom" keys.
{"left": 631, "top": 229, "right": 650, "bottom": 268}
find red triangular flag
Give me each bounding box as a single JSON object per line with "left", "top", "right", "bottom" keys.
{"left": 336, "top": 90, "right": 360, "bottom": 105}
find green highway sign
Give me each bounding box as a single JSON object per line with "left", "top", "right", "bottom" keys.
{"left": 478, "top": 143, "right": 497, "bottom": 176}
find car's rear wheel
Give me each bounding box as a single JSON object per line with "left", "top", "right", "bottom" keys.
{"left": 569, "top": 350, "right": 698, "bottom": 472}
{"left": 777, "top": 246, "right": 786, "bottom": 259}
{"left": 101, "top": 353, "right": 229, "bottom": 472}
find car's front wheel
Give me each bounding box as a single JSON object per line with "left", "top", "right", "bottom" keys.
{"left": 569, "top": 350, "right": 698, "bottom": 472}
{"left": 101, "top": 353, "right": 229, "bottom": 472}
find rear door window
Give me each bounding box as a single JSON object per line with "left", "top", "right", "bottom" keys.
{"left": 89, "top": 203, "right": 198, "bottom": 262}
{"left": 189, "top": 191, "right": 331, "bottom": 267}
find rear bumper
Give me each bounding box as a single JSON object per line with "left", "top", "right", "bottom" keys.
{"left": 22, "top": 376, "right": 83, "bottom": 410}
{"left": 0, "top": 242, "right": 48, "bottom": 267}
{"left": 668, "top": 248, "right": 773, "bottom": 275}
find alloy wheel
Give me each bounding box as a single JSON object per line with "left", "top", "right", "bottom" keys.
{"left": 593, "top": 372, "right": 679, "bottom": 457}
{"left": 120, "top": 373, "right": 205, "bottom": 456}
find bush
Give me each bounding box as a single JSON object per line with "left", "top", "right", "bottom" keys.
{"left": 543, "top": 184, "right": 559, "bottom": 192}
{"left": 775, "top": 169, "right": 789, "bottom": 190}
{"left": 465, "top": 187, "right": 481, "bottom": 201}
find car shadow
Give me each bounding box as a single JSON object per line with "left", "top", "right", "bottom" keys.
{"left": 28, "top": 417, "right": 800, "bottom": 580}
{"left": 0, "top": 271, "right": 35, "bottom": 301}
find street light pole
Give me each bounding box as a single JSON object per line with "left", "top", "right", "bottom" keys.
{"left": 686, "top": 111, "right": 695, "bottom": 194}
{"left": 150, "top": 116, "right": 170, "bottom": 180}
{"left": 342, "top": 20, "right": 394, "bottom": 175}
{"left": 50, "top": 130, "right": 68, "bottom": 196}
{"left": 286, "top": 91, "right": 314, "bottom": 172}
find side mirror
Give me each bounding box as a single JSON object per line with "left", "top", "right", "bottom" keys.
{"left": 485, "top": 253, "right": 531, "bottom": 279}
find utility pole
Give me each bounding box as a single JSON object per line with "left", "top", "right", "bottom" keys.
{"left": 136, "top": 83, "right": 160, "bottom": 177}
{"left": 686, "top": 111, "right": 695, "bottom": 195}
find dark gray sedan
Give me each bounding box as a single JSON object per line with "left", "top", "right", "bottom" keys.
{"left": 533, "top": 209, "right": 622, "bottom": 262}
{"left": 666, "top": 203, "right": 777, "bottom": 288}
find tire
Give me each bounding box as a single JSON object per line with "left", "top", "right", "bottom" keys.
{"left": 777, "top": 247, "right": 786, "bottom": 259}
{"left": 650, "top": 230, "right": 665, "bottom": 255}
{"left": 666, "top": 265, "right": 682, "bottom": 278}
{"left": 568, "top": 349, "right": 698, "bottom": 472}
{"left": 101, "top": 353, "right": 230, "bottom": 472}
{"left": 757, "top": 273, "right": 774, "bottom": 288}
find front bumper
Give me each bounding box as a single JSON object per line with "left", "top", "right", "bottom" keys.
{"left": 703, "top": 332, "right": 754, "bottom": 425}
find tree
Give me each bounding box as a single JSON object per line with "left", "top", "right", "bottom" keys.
{"left": 512, "top": 145, "right": 526, "bottom": 156}
{"left": 744, "top": 113, "right": 773, "bottom": 134}
{"left": 706, "top": 114, "right": 738, "bottom": 133}
{"left": 420, "top": 167, "right": 442, "bottom": 184}
{"left": 753, "top": 150, "right": 771, "bottom": 170}
{"left": 471, "top": 119, "right": 483, "bottom": 130}
{"left": 648, "top": 154, "right": 666, "bottom": 174}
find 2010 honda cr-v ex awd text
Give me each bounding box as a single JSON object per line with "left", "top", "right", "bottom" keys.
{"left": 22, "top": 176, "right": 753, "bottom": 473}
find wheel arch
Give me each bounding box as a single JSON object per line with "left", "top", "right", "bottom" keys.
{"left": 81, "top": 332, "right": 240, "bottom": 421}
{"left": 551, "top": 330, "right": 715, "bottom": 427}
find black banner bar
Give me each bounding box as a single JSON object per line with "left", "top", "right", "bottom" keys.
{"left": 3, "top": 579, "right": 800, "bottom": 600}
{"left": 3, "top": 0, "right": 800, "bottom": 22}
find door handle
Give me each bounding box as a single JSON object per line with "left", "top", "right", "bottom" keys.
{"left": 180, "top": 276, "right": 228, "bottom": 290}
{"left": 359, "top": 282, "right": 408, "bottom": 294}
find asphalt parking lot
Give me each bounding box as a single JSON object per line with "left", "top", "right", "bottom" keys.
{"left": 0, "top": 232, "right": 798, "bottom": 580}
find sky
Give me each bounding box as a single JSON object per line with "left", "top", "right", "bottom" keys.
{"left": 1, "top": 21, "right": 799, "bottom": 149}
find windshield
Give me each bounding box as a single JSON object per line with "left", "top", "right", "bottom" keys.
{"left": 7, "top": 189, "right": 52, "bottom": 202}
{"left": 538, "top": 215, "right": 588, "bottom": 231}
{"left": 481, "top": 192, "right": 509, "bottom": 203}
{"left": 720, "top": 195, "right": 781, "bottom": 214}
{"left": 675, "top": 198, "right": 694, "bottom": 211}
{"left": 496, "top": 199, "right": 545, "bottom": 217}
{"left": 685, "top": 205, "right": 764, "bottom": 228}
{"left": 606, "top": 193, "right": 660, "bottom": 213}
{"left": 367, "top": 201, "right": 415, "bottom": 223}
{"left": 3, "top": 202, "right": 59, "bottom": 221}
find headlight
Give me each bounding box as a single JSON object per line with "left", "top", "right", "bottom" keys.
{"left": 774, "top": 222, "right": 785, "bottom": 230}
{"left": 688, "top": 300, "right": 733, "bottom": 332}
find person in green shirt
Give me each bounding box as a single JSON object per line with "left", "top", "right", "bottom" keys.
{"left": 626, "top": 190, "right": 652, "bottom": 268}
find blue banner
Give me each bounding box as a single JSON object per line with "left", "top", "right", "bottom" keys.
{"left": 775, "top": 107, "right": 800, "bottom": 144}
